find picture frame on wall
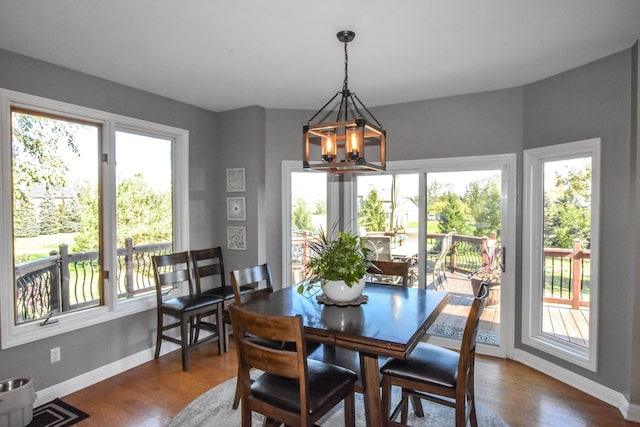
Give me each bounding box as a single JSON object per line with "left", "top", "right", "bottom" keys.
{"left": 227, "top": 197, "right": 246, "bottom": 221}
{"left": 226, "top": 168, "right": 245, "bottom": 192}
{"left": 227, "top": 226, "right": 246, "bottom": 250}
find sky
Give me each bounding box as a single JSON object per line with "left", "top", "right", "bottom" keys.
{"left": 60, "top": 126, "right": 172, "bottom": 191}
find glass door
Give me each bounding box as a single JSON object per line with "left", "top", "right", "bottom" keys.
{"left": 351, "top": 155, "right": 515, "bottom": 356}
{"left": 424, "top": 170, "right": 503, "bottom": 348}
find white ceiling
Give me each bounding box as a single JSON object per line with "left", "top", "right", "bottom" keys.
{"left": 1, "top": 1, "right": 639, "bottom": 112}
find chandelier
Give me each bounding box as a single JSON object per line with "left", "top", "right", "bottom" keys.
{"left": 303, "top": 30, "right": 386, "bottom": 173}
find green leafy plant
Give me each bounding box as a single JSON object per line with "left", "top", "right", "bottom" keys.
{"left": 298, "top": 225, "right": 373, "bottom": 293}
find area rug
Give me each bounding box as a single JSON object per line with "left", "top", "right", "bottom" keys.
{"left": 28, "top": 398, "right": 89, "bottom": 427}
{"left": 169, "top": 373, "right": 509, "bottom": 426}
{"left": 427, "top": 324, "right": 500, "bottom": 346}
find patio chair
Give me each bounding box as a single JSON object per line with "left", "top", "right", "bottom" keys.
{"left": 426, "top": 232, "right": 453, "bottom": 290}
{"left": 229, "top": 305, "right": 357, "bottom": 427}
{"left": 363, "top": 235, "right": 393, "bottom": 261}
{"left": 380, "top": 282, "right": 488, "bottom": 426}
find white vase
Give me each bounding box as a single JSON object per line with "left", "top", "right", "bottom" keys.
{"left": 322, "top": 279, "right": 365, "bottom": 302}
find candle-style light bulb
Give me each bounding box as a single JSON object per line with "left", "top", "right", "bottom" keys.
{"left": 346, "top": 127, "right": 360, "bottom": 159}
{"left": 321, "top": 131, "right": 337, "bottom": 162}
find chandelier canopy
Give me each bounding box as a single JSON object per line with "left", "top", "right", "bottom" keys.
{"left": 303, "top": 30, "right": 386, "bottom": 173}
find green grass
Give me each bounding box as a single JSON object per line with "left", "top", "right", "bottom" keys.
{"left": 14, "top": 233, "right": 78, "bottom": 261}
{"left": 544, "top": 257, "right": 591, "bottom": 299}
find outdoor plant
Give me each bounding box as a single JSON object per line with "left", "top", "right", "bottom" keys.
{"left": 471, "top": 243, "right": 503, "bottom": 283}
{"left": 298, "top": 225, "right": 373, "bottom": 294}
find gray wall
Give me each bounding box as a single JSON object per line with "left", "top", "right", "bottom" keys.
{"left": 523, "top": 48, "right": 637, "bottom": 398}
{"left": 631, "top": 42, "right": 640, "bottom": 409}
{"left": 1, "top": 43, "right": 638, "bottom": 406}
{"left": 262, "top": 89, "right": 524, "bottom": 288}
{"left": 216, "top": 106, "right": 267, "bottom": 272}
{"left": 0, "top": 49, "right": 220, "bottom": 389}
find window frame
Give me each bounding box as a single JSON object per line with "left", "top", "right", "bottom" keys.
{"left": 522, "top": 138, "right": 600, "bottom": 371}
{"left": 0, "top": 89, "right": 189, "bottom": 349}
{"left": 346, "top": 154, "right": 517, "bottom": 357}
{"left": 281, "top": 160, "right": 339, "bottom": 288}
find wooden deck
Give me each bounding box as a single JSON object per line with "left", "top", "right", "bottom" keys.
{"left": 426, "top": 272, "right": 590, "bottom": 348}
{"left": 542, "top": 303, "right": 590, "bottom": 347}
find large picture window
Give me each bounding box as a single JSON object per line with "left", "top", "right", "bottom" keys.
{"left": 0, "top": 89, "right": 189, "bottom": 348}
{"left": 522, "top": 138, "right": 600, "bottom": 370}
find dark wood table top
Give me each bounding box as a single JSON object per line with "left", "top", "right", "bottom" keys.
{"left": 238, "top": 283, "right": 449, "bottom": 359}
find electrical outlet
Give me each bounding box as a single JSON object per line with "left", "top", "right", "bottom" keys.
{"left": 50, "top": 347, "right": 60, "bottom": 363}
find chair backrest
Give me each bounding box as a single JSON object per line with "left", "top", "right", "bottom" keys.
{"left": 367, "top": 260, "right": 410, "bottom": 287}
{"left": 229, "top": 305, "right": 309, "bottom": 416}
{"left": 433, "top": 232, "right": 453, "bottom": 270}
{"left": 151, "top": 252, "right": 194, "bottom": 305}
{"left": 363, "top": 236, "right": 393, "bottom": 261}
{"left": 229, "top": 263, "right": 273, "bottom": 304}
{"left": 457, "top": 282, "right": 488, "bottom": 391}
{"left": 190, "top": 247, "right": 225, "bottom": 294}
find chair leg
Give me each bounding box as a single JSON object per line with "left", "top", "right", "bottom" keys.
{"left": 216, "top": 305, "right": 224, "bottom": 355}
{"left": 181, "top": 313, "right": 190, "bottom": 371}
{"left": 192, "top": 315, "right": 201, "bottom": 344}
{"left": 470, "top": 399, "right": 478, "bottom": 427}
{"left": 410, "top": 395, "right": 424, "bottom": 417}
{"left": 241, "top": 402, "right": 251, "bottom": 427}
{"left": 224, "top": 322, "right": 232, "bottom": 353}
{"left": 381, "top": 376, "right": 392, "bottom": 424}
{"left": 232, "top": 382, "right": 241, "bottom": 409}
{"left": 154, "top": 310, "right": 163, "bottom": 359}
{"left": 400, "top": 390, "right": 409, "bottom": 425}
{"left": 343, "top": 392, "right": 355, "bottom": 427}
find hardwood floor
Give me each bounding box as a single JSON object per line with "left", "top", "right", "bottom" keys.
{"left": 63, "top": 342, "right": 637, "bottom": 427}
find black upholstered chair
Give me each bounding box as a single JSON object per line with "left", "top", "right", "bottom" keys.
{"left": 229, "top": 304, "right": 357, "bottom": 427}
{"left": 379, "top": 282, "right": 489, "bottom": 426}
{"left": 151, "top": 252, "right": 224, "bottom": 371}
{"left": 190, "top": 247, "right": 252, "bottom": 352}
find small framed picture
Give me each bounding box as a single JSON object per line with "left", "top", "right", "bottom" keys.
{"left": 227, "top": 197, "right": 246, "bottom": 221}
{"left": 227, "top": 226, "right": 246, "bottom": 250}
{"left": 226, "top": 168, "right": 245, "bottom": 192}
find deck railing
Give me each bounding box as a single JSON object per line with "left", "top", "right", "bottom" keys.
{"left": 14, "top": 239, "right": 171, "bottom": 324}
{"left": 543, "top": 239, "right": 590, "bottom": 309}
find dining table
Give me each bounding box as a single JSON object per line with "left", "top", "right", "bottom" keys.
{"left": 237, "top": 282, "right": 449, "bottom": 427}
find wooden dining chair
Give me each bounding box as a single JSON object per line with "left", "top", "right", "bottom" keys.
{"left": 190, "top": 247, "right": 254, "bottom": 352}
{"left": 229, "top": 263, "right": 274, "bottom": 304}
{"left": 151, "top": 252, "right": 224, "bottom": 371}
{"left": 229, "top": 304, "right": 357, "bottom": 427}
{"left": 367, "top": 260, "right": 410, "bottom": 287}
{"left": 228, "top": 263, "right": 274, "bottom": 408}
{"left": 379, "top": 282, "right": 489, "bottom": 426}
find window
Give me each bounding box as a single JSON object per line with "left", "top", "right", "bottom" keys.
{"left": 0, "top": 89, "right": 189, "bottom": 348}
{"left": 11, "top": 109, "right": 102, "bottom": 323}
{"left": 115, "top": 130, "right": 173, "bottom": 300}
{"left": 281, "top": 161, "right": 338, "bottom": 288}
{"left": 283, "top": 155, "right": 516, "bottom": 356}
{"left": 523, "top": 138, "right": 600, "bottom": 370}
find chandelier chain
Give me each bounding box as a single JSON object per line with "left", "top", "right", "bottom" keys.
{"left": 343, "top": 40, "right": 349, "bottom": 93}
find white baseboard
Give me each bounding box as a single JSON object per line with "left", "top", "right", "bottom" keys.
{"left": 515, "top": 349, "right": 640, "bottom": 422}
{"left": 625, "top": 403, "right": 640, "bottom": 422}
{"left": 33, "top": 343, "right": 179, "bottom": 407}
